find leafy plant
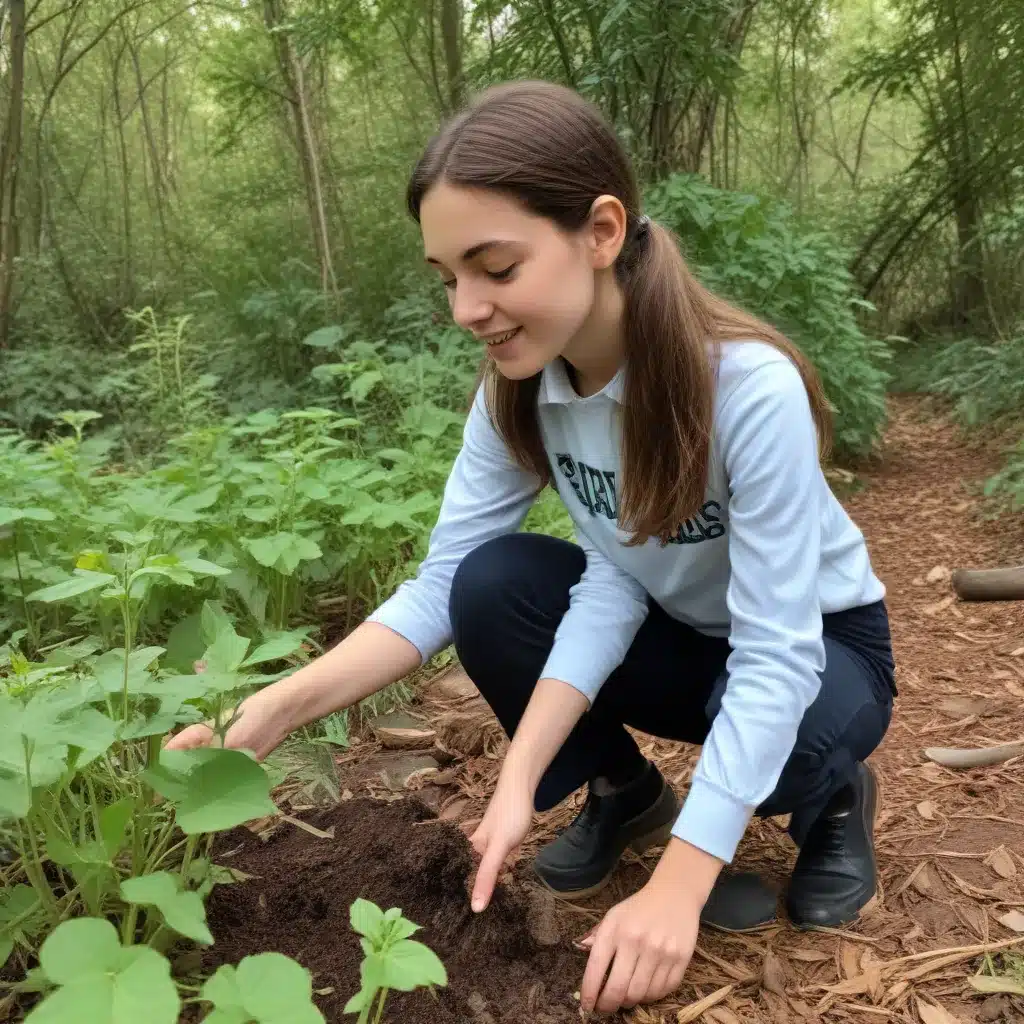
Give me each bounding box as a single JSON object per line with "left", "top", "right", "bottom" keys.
{"left": 645, "top": 173, "right": 892, "bottom": 457}
{"left": 344, "top": 899, "right": 447, "bottom": 1024}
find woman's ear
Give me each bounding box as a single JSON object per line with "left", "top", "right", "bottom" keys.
{"left": 587, "top": 195, "right": 628, "bottom": 270}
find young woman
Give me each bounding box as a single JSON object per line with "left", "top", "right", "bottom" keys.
{"left": 167, "top": 81, "right": 896, "bottom": 1014}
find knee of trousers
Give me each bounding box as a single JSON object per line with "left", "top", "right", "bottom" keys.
{"left": 448, "top": 533, "right": 584, "bottom": 674}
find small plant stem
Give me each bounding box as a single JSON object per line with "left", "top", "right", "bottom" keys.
{"left": 120, "top": 593, "right": 134, "bottom": 722}
{"left": 372, "top": 988, "right": 390, "bottom": 1024}
{"left": 147, "top": 733, "right": 162, "bottom": 768}
{"left": 12, "top": 527, "right": 38, "bottom": 653}
{"left": 15, "top": 817, "right": 58, "bottom": 917}
{"left": 179, "top": 833, "right": 200, "bottom": 884}
{"left": 122, "top": 902, "right": 141, "bottom": 946}
{"left": 141, "top": 815, "right": 178, "bottom": 873}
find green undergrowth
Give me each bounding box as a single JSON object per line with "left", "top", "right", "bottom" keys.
{"left": 891, "top": 328, "right": 1024, "bottom": 511}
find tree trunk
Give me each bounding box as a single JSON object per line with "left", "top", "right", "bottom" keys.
{"left": 263, "top": 0, "right": 338, "bottom": 300}
{"left": 0, "top": 0, "right": 27, "bottom": 351}
{"left": 439, "top": 0, "right": 463, "bottom": 112}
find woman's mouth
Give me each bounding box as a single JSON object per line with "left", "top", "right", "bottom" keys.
{"left": 483, "top": 327, "right": 521, "bottom": 349}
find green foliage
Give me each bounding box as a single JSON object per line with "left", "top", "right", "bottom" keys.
{"left": 345, "top": 899, "right": 447, "bottom": 1023}
{"left": 646, "top": 174, "right": 891, "bottom": 455}
{"left": 893, "top": 329, "right": 1024, "bottom": 510}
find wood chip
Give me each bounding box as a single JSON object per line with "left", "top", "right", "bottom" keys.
{"left": 841, "top": 943, "right": 862, "bottom": 980}
{"left": 997, "top": 910, "right": 1024, "bottom": 933}
{"left": 985, "top": 846, "right": 1017, "bottom": 879}
{"left": 786, "top": 949, "right": 832, "bottom": 963}
{"left": 917, "top": 800, "right": 937, "bottom": 820}
{"left": 910, "top": 862, "right": 935, "bottom": 896}
{"left": 762, "top": 951, "right": 788, "bottom": 997}
{"left": 704, "top": 1008, "right": 742, "bottom": 1024}
{"left": 923, "top": 595, "right": 956, "bottom": 616}
{"left": 374, "top": 725, "right": 437, "bottom": 749}
{"left": 279, "top": 814, "right": 335, "bottom": 840}
{"left": 936, "top": 696, "right": 991, "bottom": 719}
{"left": 926, "top": 565, "right": 951, "bottom": 583}
{"left": 1010, "top": 647, "right": 1024, "bottom": 658}
{"left": 916, "top": 996, "right": 964, "bottom": 1024}
{"left": 675, "top": 983, "right": 734, "bottom": 1023}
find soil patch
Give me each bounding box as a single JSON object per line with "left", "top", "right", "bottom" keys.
{"left": 200, "top": 797, "right": 586, "bottom": 1023}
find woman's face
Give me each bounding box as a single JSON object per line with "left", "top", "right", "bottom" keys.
{"left": 419, "top": 182, "right": 610, "bottom": 380}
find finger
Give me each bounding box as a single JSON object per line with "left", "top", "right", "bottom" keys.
{"left": 661, "top": 960, "right": 688, "bottom": 1001}
{"left": 579, "top": 923, "right": 617, "bottom": 1011}
{"left": 468, "top": 822, "right": 488, "bottom": 858}
{"left": 164, "top": 725, "right": 212, "bottom": 750}
{"left": 647, "top": 962, "right": 675, "bottom": 1003}
{"left": 470, "top": 835, "right": 507, "bottom": 913}
{"left": 596, "top": 940, "right": 641, "bottom": 1014}
{"left": 623, "top": 947, "right": 660, "bottom": 1008}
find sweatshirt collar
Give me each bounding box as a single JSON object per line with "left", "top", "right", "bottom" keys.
{"left": 538, "top": 358, "right": 625, "bottom": 406}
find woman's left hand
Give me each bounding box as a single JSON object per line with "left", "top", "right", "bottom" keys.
{"left": 577, "top": 876, "right": 701, "bottom": 1014}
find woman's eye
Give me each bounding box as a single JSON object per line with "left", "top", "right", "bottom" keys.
{"left": 487, "top": 264, "right": 518, "bottom": 282}
{"left": 442, "top": 279, "right": 457, "bottom": 290}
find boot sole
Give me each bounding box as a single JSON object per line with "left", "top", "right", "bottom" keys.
{"left": 535, "top": 818, "right": 677, "bottom": 901}
{"left": 788, "top": 761, "right": 884, "bottom": 931}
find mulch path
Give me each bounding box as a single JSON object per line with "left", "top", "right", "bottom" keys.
{"left": 262, "top": 394, "right": 1024, "bottom": 1023}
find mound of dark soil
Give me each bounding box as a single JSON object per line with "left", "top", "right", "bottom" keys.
{"left": 200, "top": 797, "right": 586, "bottom": 1023}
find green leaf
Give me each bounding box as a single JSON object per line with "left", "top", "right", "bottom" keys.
{"left": 246, "top": 533, "right": 322, "bottom": 575}
{"left": 0, "top": 506, "right": 56, "bottom": 525}
{"left": 179, "top": 558, "right": 231, "bottom": 577}
{"left": 0, "top": 770, "right": 31, "bottom": 819}
{"left": 381, "top": 939, "right": 447, "bottom": 991}
{"left": 349, "top": 898, "right": 385, "bottom": 941}
{"left": 349, "top": 370, "right": 383, "bottom": 403}
{"left": 131, "top": 565, "right": 195, "bottom": 589}
{"left": 99, "top": 798, "right": 135, "bottom": 858}
{"left": 119, "top": 709, "right": 186, "bottom": 740}
{"left": 49, "top": 707, "right": 118, "bottom": 764}
{"left": 165, "top": 612, "right": 204, "bottom": 673}
{"left": 302, "top": 325, "right": 344, "bottom": 349}
{"left": 28, "top": 571, "right": 117, "bottom": 603}
{"left": 0, "top": 885, "right": 44, "bottom": 968}
{"left": 239, "top": 630, "right": 307, "bottom": 667}
{"left": 165, "top": 749, "right": 277, "bottom": 835}
{"left": 27, "top": 918, "right": 179, "bottom": 1024}
{"left": 201, "top": 953, "right": 324, "bottom": 1023}
{"left": 120, "top": 872, "right": 214, "bottom": 945}
{"left": 205, "top": 624, "right": 251, "bottom": 674}
{"left": 201, "top": 601, "right": 236, "bottom": 648}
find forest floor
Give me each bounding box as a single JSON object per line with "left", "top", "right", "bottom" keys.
{"left": 212, "top": 394, "right": 1024, "bottom": 1024}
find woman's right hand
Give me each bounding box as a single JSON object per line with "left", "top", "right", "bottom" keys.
{"left": 163, "top": 689, "right": 292, "bottom": 761}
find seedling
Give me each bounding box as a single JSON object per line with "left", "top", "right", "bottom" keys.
{"left": 344, "top": 899, "right": 446, "bottom": 1023}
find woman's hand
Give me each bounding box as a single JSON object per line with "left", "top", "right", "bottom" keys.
{"left": 577, "top": 877, "right": 700, "bottom": 1013}
{"left": 468, "top": 777, "right": 535, "bottom": 912}
{"left": 163, "top": 689, "right": 291, "bottom": 761}
{"left": 577, "top": 837, "right": 723, "bottom": 1014}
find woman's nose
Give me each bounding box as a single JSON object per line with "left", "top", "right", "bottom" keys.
{"left": 450, "top": 282, "right": 494, "bottom": 330}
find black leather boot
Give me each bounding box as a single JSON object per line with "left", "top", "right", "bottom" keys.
{"left": 533, "top": 761, "right": 679, "bottom": 898}
{"left": 786, "top": 762, "right": 880, "bottom": 929}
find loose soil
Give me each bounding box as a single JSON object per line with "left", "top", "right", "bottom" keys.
{"left": 201, "top": 797, "right": 584, "bottom": 1023}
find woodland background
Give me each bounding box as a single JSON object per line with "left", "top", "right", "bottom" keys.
{"left": 1, "top": 0, "right": 1022, "bottom": 671}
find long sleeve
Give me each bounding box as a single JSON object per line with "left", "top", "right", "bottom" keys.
{"left": 366, "top": 385, "right": 541, "bottom": 660}
{"left": 671, "top": 357, "right": 826, "bottom": 864}
{"left": 539, "top": 527, "right": 650, "bottom": 704}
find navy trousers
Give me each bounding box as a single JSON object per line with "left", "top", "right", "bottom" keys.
{"left": 449, "top": 533, "right": 896, "bottom": 847}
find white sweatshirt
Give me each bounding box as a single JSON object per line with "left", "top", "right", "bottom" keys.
{"left": 368, "top": 340, "right": 885, "bottom": 863}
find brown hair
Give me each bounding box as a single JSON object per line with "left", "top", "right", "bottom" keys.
{"left": 407, "top": 81, "right": 832, "bottom": 545}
